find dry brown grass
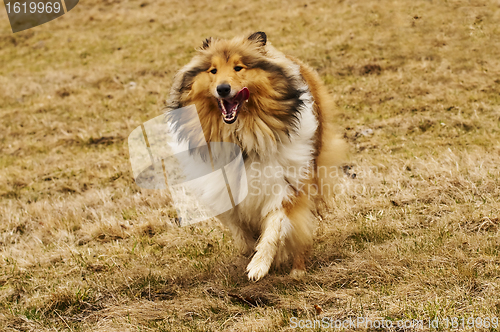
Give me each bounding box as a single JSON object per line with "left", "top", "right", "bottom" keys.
{"left": 1, "top": 0, "right": 500, "bottom": 330}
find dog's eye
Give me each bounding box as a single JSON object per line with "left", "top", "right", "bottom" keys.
{"left": 234, "top": 66, "right": 243, "bottom": 72}
{"left": 210, "top": 68, "right": 217, "bottom": 74}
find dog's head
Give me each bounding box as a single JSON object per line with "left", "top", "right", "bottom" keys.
{"left": 167, "top": 32, "right": 305, "bottom": 154}
{"left": 200, "top": 33, "right": 267, "bottom": 124}
{"left": 169, "top": 32, "right": 270, "bottom": 125}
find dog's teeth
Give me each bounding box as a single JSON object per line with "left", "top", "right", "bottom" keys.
{"left": 220, "top": 101, "right": 226, "bottom": 113}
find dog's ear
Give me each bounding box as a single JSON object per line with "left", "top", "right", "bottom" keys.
{"left": 167, "top": 62, "right": 209, "bottom": 110}
{"left": 201, "top": 37, "right": 213, "bottom": 50}
{"left": 248, "top": 32, "right": 267, "bottom": 47}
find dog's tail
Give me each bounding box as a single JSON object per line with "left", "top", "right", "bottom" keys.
{"left": 316, "top": 123, "right": 349, "bottom": 202}
{"left": 303, "top": 64, "right": 349, "bottom": 209}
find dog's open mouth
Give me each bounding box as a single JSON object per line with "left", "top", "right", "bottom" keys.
{"left": 217, "top": 87, "right": 250, "bottom": 124}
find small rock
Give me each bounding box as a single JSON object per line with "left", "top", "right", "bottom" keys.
{"left": 360, "top": 128, "right": 374, "bottom": 136}
{"left": 33, "top": 41, "right": 45, "bottom": 49}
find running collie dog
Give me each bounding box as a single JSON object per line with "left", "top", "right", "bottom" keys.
{"left": 167, "top": 32, "right": 346, "bottom": 281}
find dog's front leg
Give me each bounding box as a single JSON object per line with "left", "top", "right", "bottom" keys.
{"left": 246, "top": 209, "right": 290, "bottom": 281}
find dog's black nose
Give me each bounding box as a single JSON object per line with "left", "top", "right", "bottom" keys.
{"left": 217, "top": 84, "right": 231, "bottom": 98}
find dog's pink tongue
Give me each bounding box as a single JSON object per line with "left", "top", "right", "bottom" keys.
{"left": 235, "top": 87, "right": 250, "bottom": 102}
{"left": 221, "top": 87, "right": 250, "bottom": 123}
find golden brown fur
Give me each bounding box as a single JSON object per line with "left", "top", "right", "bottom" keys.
{"left": 167, "top": 32, "right": 346, "bottom": 281}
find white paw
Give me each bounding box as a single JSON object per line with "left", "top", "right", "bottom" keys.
{"left": 289, "top": 268, "right": 306, "bottom": 279}
{"left": 246, "top": 254, "right": 272, "bottom": 281}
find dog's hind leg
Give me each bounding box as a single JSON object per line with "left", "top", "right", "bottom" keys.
{"left": 290, "top": 255, "right": 306, "bottom": 279}
{"left": 229, "top": 224, "right": 256, "bottom": 257}
{"left": 246, "top": 209, "right": 291, "bottom": 281}
{"left": 284, "top": 193, "right": 315, "bottom": 279}
{"left": 218, "top": 213, "right": 256, "bottom": 256}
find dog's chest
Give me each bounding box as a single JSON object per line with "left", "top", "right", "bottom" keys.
{"left": 235, "top": 105, "right": 319, "bottom": 223}
{"left": 236, "top": 139, "right": 315, "bottom": 220}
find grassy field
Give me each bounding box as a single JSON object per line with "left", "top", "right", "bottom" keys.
{"left": 1, "top": 0, "right": 500, "bottom": 330}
